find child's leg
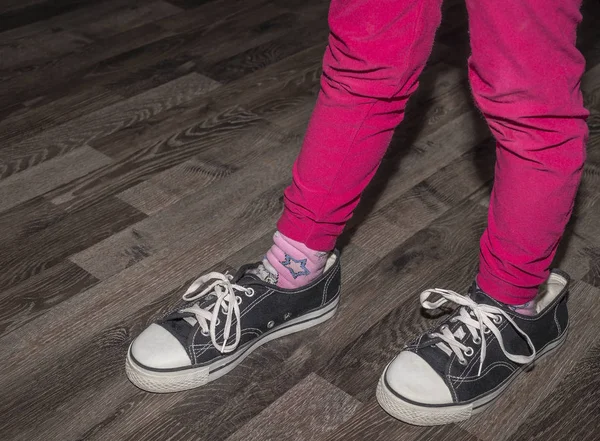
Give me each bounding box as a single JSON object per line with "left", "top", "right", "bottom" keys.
{"left": 375, "top": 2, "right": 588, "bottom": 422}
{"left": 277, "top": 0, "right": 443, "bottom": 252}
{"left": 467, "top": 0, "right": 588, "bottom": 305}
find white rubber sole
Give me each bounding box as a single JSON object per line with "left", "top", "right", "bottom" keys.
{"left": 376, "top": 329, "right": 568, "bottom": 426}
{"left": 126, "top": 296, "right": 340, "bottom": 393}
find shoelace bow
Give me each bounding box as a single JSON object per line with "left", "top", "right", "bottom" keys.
{"left": 420, "top": 288, "right": 536, "bottom": 375}
{"left": 179, "top": 272, "right": 254, "bottom": 354}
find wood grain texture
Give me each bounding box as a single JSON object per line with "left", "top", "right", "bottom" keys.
{"left": 117, "top": 155, "right": 238, "bottom": 215}
{"left": 0, "top": 196, "right": 65, "bottom": 245}
{"left": 0, "top": 21, "right": 175, "bottom": 110}
{"left": 225, "top": 373, "right": 362, "bottom": 441}
{"left": 46, "top": 106, "right": 268, "bottom": 213}
{"left": 0, "top": 260, "right": 98, "bottom": 338}
{"left": 348, "top": 137, "right": 494, "bottom": 257}
{"left": 0, "top": 86, "right": 124, "bottom": 146}
{"left": 0, "top": 73, "right": 219, "bottom": 180}
{"left": 322, "top": 400, "right": 481, "bottom": 441}
{"left": 71, "top": 124, "right": 290, "bottom": 279}
{"left": 0, "top": 196, "right": 145, "bottom": 291}
{"left": 0, "top": 146, "right": 112, "bottom": 212}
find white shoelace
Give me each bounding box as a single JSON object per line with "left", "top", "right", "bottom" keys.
{"left": 179, "top": 272, "right": 254, "bottom": 353}
{"left": 421, "top": 288, "right": 536, "bottom": 375}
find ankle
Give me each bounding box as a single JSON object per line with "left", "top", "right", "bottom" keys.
{"left": 264, "top": 232, "right": 330, "bottom": 289}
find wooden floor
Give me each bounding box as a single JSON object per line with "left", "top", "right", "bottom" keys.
{"left": 0, "top": 0, "right": 599, "bottom": 440}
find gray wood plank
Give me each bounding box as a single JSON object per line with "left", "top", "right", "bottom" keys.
{"left": 348, "top": 137, "right": 493, "bottom": 258}
{"left": 0, "top": 86, "right": 124, "bottom": 146}
{"left": 0, "top": 20, "right": 175, "bottom": 110}
{"left": 0, "top": 196, "right": 65, "bottom": 245}
{"left": 582, "top": 63, "right": 600, "bottom": 112}
{"left": 46, "top": 105, "right": 266, "bottom": 213}
{"left": 0, "top": 28, "right": 91, "bottom": 72}
{"left": 70, "top": 123, "right": 289, "bottom": 279}
{"left": 0, "top": 196, "right": 145, "bottom": 291}
{"left": 0, "top": 146, "right": 112, "bottom": 212}
{"left": 225, "top": 373, "right": 362, "bottom": 441}
{"left": 117, "top": 156, "right": 238, "bottom": 215}
{"left": 322, "top": 400, "right": 481, "bottom": 441}
{"left": 0, "top": 73, "right": 219, "bottom": 180}
{"left": 0, "top": 260, "right": 98, "bottom": 338}
{"left": 68, "top": 1, "right": 181, "bottom": 40}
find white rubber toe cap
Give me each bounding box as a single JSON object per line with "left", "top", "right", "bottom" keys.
{"left": 385, "top": 351, "right": 453, "bottom": 405}
{"left": 131, "top": 324, "right": 192, "bottom": 369}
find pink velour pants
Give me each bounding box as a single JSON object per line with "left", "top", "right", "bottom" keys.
{"left": 276, "top": 0, "right": 589, "bottom": 304}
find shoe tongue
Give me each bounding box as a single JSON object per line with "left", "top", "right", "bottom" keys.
{"left": 238, "top": 263, "right": 276, "bottom": 285}
{"left": 468, "top": 283, "right": 503, "bottom": 309}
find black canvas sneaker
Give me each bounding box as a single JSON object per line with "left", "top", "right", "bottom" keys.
{"left": 126, "top": 251, "right": 341, "bottom": 393}
{"left": 376, "top": 270, "right": 570, "bottom": 426}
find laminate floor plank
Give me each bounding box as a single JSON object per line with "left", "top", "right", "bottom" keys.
{"left": 0, "top": 196, "right": 145, "bottom": 292}
{"left": 117, "top": 155, "right": 238, "bottom": 215}
{"left": 0, "top": 146, "right": 112, "bottom": 212}
{"left": 0, "top": 269, "right": 209, "bottom": 441}
{"left": 322, "top": 400, "right": 481, "bottom": 441}
{"left": 225, "top": 373, "right": 362, "bottom": 441}
{"left": 0, "top": 260, "right": 98, "bottom": 338}
{"left": 0, "top": 86, "right": 124, "bottom": 147}
{"left": 345, "top": 136, "right": 493, "bottom": 269}
{"left": 0, "top": 28, "right": 91, "bottom": 73}
{"left": 68, "top": 1, "right": 181, "bottom": 41}
{"left": 0, "top": 0, "right": 98, "bottom": 33}
{"left": 0, "top": 21, "right": 175, "bottom": 111}
{"left": 89, "top": 43, "right": 325, "bottom": 162}
{"left": 70, "top": 125, "right": 291, "bottom": 279}
{"left": 0, "top": 196, "right": 66, "bottom": 246}
{"left": 199, "top": 8, "right": 329, "bottom": 83}
{"left": 582, "top": 63, "right": 600, "bottom": 112}
{"left": 46, "top": 106, "right": 272, "bottom": 213}
{"left": 0, "top": 73, "right": 219, "bottom": 179}
{"left": 0, "top": 1, "right": 180, "bottom": 74}
{"left": 84, "top": 4, "right": 292, "bottom": 100}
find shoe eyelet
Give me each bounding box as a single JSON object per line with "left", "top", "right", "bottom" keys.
{"left": 464, "top": 347, "right": 474, "bottom": 357}
{"left": 484, "top": 327, "right": 491, "bottom": 335}
{"left": 236, "top": 295, "right": 242, "bottom": 305}
{"left": 215, "top": 318, "right": 221, "bottom": 326}
{"left": 440, "top": 325, "right": 449, "bottom": 332}
{"left": 493, "top": 315, "right": 502, "bottom": 325}
{"left": 245, "top": 288, "right": 255, "bottom": 297}
{"left": 267, "top": 320, "right": 275, "bottom": 329}
{"left": 201, "top": 329, "right": 209, "bottom": 336}
{"left": 472, "top": 336, "right": 482, "bottom": 344}
{"left": 458, "top": 358, "right": 468, "bottom": 366}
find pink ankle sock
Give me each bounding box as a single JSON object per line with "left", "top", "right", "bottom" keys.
{"left": 263, "top": 232, "right": 330, "bottom": 289}
{"left": 508, "top": 300, "right": 537, "bottom": 316}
